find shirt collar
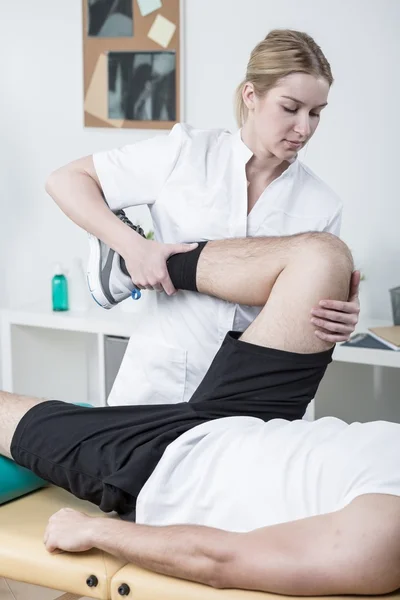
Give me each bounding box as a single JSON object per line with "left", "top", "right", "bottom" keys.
{"left": 233, "top": 128, "right": 298, "bottom": 166}
{"left": 233, "top": 129, "right": 253, "bottom": 164}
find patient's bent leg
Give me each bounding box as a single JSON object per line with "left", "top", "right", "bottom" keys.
{"left": 239, "top": 234, "right": 353, "bottom": 354}
{"left": 188, "top": 234, "right": 353, "bottom": 419}
{"left": 170, "top": 232, "right": 353, "bottom": 353}
{"left": 198, "top": 232, "right": 353, "bottom": 354}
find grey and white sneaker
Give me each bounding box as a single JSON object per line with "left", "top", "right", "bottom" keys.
{"left": 87, "top": 210, "right": 146, "bottom": 309}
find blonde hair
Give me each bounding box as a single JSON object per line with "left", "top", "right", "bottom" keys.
{"left": 235, "top": 29, "right": 333, "bottom": 127}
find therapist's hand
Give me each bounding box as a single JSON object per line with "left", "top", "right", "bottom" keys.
{"left": 123, "top": 237, "right": 198, "bottom": 296}
{"left": 310, "top": 270, "right": 361, "bottom": 343}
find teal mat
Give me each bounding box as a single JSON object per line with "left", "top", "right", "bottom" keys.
{"left": 0, "top": 402, "right": 93, "bottom": 505}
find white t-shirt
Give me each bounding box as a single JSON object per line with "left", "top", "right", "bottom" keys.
{"left": 136, "top": 416, "right": 400, "bottom": 532}
{"left": 93, "top": 124, "right": 343, "bottom": 407}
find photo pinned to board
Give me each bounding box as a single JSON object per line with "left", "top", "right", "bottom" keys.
{"left": 108, "top": 51, "right": 176, "bottom": 121}
{"left": 87, "top": 0, "right": 133, "bottom": 37}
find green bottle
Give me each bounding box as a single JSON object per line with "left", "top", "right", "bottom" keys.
{"left": 52, "top": 264, "right": 69, "bottom": 311}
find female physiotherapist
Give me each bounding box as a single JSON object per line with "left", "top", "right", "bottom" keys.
{"left": 46, "top": 29, "right": 360, "bottom": 407}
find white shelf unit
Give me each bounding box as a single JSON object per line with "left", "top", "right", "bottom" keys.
{"left": 1, "top": 304, "right": 142, "bottom": 406}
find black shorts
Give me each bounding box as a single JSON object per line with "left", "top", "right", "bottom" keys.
{"left": 11, "top": 332, "right": 333, "bottom": 520}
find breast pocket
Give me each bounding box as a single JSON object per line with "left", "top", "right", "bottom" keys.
{"left": 152, "top": 177, "right": 231, "bottom": 242}
{"left": 108, "top": 336, "right": 187, "bottom": 406}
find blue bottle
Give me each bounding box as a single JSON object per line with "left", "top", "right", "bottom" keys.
{"left": 52, "top": 264, "right": 69, "bottom": 311}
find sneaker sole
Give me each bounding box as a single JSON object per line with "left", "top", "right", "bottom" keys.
{"left": 87, "top": 234, "right": 114, "bottom": 310}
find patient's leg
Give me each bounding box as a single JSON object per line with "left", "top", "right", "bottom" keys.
{"left": 188, "top": 233, "right": 353, "bottom": 420}
{"left": 197, "top": 232, "right": 353, "bottom": 353}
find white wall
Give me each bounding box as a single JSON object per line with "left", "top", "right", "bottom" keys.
{"left": 0, "top": 0, "right": 399, "bottom": 316}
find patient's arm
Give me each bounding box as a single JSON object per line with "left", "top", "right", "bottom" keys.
{"left": 224, "top": 493, "right": 400, "bottom": 595}
{"left": 45, "top": 494, "right": 400, "bottom": 595}
{"left": 45, "top": 509, "right": 237, "bottom": 588}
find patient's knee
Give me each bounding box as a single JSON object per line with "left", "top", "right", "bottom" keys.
{"left": 295, "top": 232, "right": 354, "bottom": 278}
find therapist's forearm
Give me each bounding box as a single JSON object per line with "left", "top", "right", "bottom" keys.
{"left": 45, "top": 167, "right": 142, "bottom": 257}
{"left": 89, "top": 518, "right": 236, "bottom": 588}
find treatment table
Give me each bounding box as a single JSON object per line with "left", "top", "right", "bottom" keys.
{"left": 1, "top": 485, "right": 399, "bottom": 600}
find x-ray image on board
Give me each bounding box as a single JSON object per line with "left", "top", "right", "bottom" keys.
{"left": 88, "top": 0, "right": 133, "bottom": 37}
{"left": 108, "top": 51, "right": 176, "bottom": 121}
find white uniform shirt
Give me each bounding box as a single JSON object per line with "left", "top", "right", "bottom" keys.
{"left": 93, "top": 124, "right": 342, "bottom": 406}
{"left": 136, "top": 416, "right": 400, "bottom": 532}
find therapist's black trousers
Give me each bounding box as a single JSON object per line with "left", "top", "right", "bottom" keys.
{"left": 11, "top": 332, "right": 333, "bottom": 520}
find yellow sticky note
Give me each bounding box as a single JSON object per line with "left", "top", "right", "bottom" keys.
{"left": 148, "top": 14, "right": 176, "bottom": 48}
{"left": 137, "top": 0, "right": 162, "bottom": 17}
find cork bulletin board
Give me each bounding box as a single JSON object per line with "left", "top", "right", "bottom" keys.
{"left": 83, "top": 0, "right": 181, "bottom": 129}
